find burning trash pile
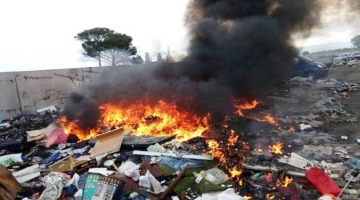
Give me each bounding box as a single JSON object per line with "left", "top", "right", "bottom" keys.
{"left": 0, "top": 74, "right": 360, "bottom": 200}
{"left": 1, "top": 0, "right": 360, "bottom": 199}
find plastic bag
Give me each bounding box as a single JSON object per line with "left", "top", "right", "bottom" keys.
{"left": 305, "top": 167, "right": 341, "bottom": 196}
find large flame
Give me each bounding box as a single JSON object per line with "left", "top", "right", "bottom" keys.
{"left": 60, "top": 100, "right": 210, "bottom": 141}
{"left": 60, "top": 98, "right": 290, "bottom": 198}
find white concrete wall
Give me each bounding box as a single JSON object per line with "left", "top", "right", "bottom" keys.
{"left": 16, "top": 68, "right": 89, "bottom": 114}
{"left": 0, "top": 72, "right": 22, "bottom": 119}
{"left": 0, "top": 64, "right": 154, "bottom": 120}
{"left": 0, "top": 67, "right": 102, "bottom": 120}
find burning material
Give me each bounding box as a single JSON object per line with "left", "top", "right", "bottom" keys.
{"left": 277, "top": 176, "right": 293, "bottom": 187}
{"left": 206, "top": 139, "right": 226, "bottom": 164}
{"left": 263, "top": 115, "right": 278, "bottom": 126}
{"left": 235, "top": 100, "right": 259, "bottom": 116}
{"left": 269, "top": 142, "right": 284, "bottom": 155}
{"left": 60, "top": 100, "right": 210, "bottom": 141}
{"left": 228, "top": 130, "right": 239, "bottom": 146}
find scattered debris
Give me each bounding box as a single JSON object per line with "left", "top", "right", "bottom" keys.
{"left": 0, "top": 76, "right": 359, "bottom": 199}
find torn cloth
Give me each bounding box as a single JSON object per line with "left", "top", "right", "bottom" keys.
{"left": 38, "top": 172, "right": 70, "bottom": 200}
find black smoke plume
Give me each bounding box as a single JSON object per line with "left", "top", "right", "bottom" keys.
{"left": 62, "top": 0, "right": 329, "bottom": 132}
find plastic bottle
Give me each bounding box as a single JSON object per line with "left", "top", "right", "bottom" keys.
{"left": 200, "top": 171, "right": 217, "bottom": 184}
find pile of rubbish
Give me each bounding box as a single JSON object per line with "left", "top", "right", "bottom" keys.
{"left": 0, "top": 76, "right": 360, "bottom": 200}
{"left": 0, "top": 119, "right": 246, "bottom": 200}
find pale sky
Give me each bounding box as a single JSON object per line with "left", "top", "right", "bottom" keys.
{"left": 0, "top": 0, "right": 358, "bottom": 72}
{"left": 0, "top": 0, "right": 189, "bottom": 72}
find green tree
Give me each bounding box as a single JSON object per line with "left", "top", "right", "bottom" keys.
{"left": 145, "top": 52, "right": 151, "bottom": 64}
{"left": 132, "top": 55, "right": 144, "bottom": 64}
{"left": 351, "top": 35, "right": 360, "bottom": 48}
{"left": 75, "top": 28, "right": 137, "bottom": 67}
{"left": 157, "top": 53, "right": 163, "bottom": 62}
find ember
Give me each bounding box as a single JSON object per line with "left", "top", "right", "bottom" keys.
{"left": 253, "top": 148, "right": 263, "bottom": 153}
{"left": 269, "top": 142, "right": 284, "bottom": 154}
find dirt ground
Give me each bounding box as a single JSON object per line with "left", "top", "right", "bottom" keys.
{"left": 324, "top": 67, "right": 360, "bottom": 140}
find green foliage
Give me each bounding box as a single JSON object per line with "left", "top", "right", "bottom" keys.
{"left": 145, "top": 52, "right": 151, "bottom": 64}
{"left": 131, "top": 55, "right": 144, "bottom": 64}
{"left": 75, "top": 27, "right": 138, "bottom": 66}
{"left": 351, "top": 35, "right": 360, "bottom": 48}
{"left": 157, "top": 53, "right": 163, "bottom": 62}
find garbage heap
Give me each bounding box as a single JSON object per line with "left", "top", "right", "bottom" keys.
{"left": 0, "top": 77, "right": 360, "bottom": 200}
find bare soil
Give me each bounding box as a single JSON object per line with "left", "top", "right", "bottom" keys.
{"left": 324, "top": 67, "right": 360, "bottom": 140}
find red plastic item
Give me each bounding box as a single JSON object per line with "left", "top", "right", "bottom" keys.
{"left": 305, "top": 167, "right": 341, "bottom": 196}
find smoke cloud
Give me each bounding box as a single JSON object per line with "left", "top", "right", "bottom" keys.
{"left": 62, "top": 0, "right": 358, "bottom": 132}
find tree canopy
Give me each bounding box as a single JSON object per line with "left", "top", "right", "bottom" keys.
{"left": 351, "top": 35, "right": 360, "bottom": 48}
{"left": 75, "top": 28, "right": 137, "bottom": 66}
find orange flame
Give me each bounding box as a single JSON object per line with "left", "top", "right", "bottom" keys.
{"left": 205, "top": 132, "right": 244, "bottom": 184}
{"left": 234, "top": 100, "right": 279, "bottom": 126}
{"left": 228, "top": 130, "right": 239, "bottom": 146}
{"left": 288, "top": 127, "right": 295, "bottom": 132}
{"left": 277, "top": 176, "right": 293, "bottom": 187}
{"left": 234, "top": 100, "right": 259, "bottom": 116}
{"left": 60, "top": 100, "right": 210, "bottom": 141}
{"left": 244, "top": 196, "right": 252, "bottom": 200}
{"left": 266, "top": 194, "right": 275, "bottom": 199}
{"left": 263, "top": 114, "right": 278, "bottom": 125}
{"left": 229, "top": 166, "right": 242, "bottom": 178}
{"left": 269, "top": 142, "right": 283, "bottom": 154}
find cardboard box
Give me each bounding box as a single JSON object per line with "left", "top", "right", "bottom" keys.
{"left": 90, "top": 129, "right": 124, "bottom": 158}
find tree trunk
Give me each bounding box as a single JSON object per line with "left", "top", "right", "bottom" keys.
{"left": 98, "top": 54, "right": 101, "bottom": 67}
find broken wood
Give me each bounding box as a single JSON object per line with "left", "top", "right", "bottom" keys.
{"left": 159, "top": 168, "right": 187, "bottom": 200}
